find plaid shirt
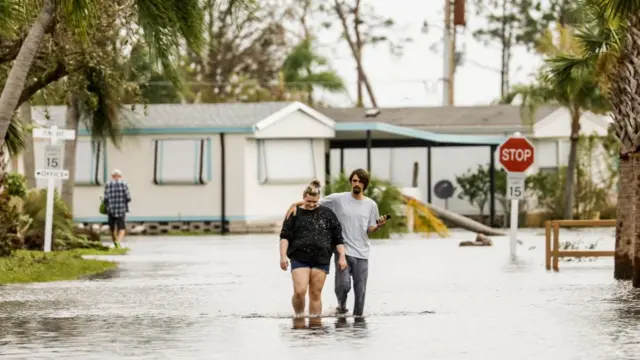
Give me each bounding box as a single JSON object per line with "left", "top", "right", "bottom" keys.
{"left": 104, "top": 179, "right": 131, "bottom": 217}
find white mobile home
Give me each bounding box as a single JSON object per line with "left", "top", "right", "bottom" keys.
{"left": 13, "top": 102, "right": 336, "bottom": 233}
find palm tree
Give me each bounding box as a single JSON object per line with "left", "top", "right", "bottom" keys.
{"left": 280, "top": 37, "right": 345, "bottom": 105}
{"left": 545, "top": 0, "right": 640, "bottom": 283}
{"left": 0, "top": 0, "right": 213, "bottom": 158}
{"left": 502, "top": 23, "right": 610, "bottom": 221}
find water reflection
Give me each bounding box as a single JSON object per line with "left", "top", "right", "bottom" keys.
{"left": 335, "top": 317, "right": 369, "bottom": 339}
{"left": 291, "top": 317, "right": 327, "bottom": 330}
{"left": 0, "top": 231, "right": 639, "bottom": 359}
{"left": 0, "top": 315, "right": 194, "bottom": 345}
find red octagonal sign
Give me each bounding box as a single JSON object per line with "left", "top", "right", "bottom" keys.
{"left": 498, "top": 136, "right": 535, "bottom": 172}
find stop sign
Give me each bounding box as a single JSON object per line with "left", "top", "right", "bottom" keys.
{"left": 498, "top": 136, "right": 535, "bottom": 172}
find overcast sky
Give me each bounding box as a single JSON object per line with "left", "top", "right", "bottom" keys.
{"left": 308, "top": 0, "right": 544, "bottom": 108}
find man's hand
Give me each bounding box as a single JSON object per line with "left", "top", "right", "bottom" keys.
{"left": 338, "top": 255, "right": 347, "bottom": 271}
{"left": 280, "top": 256, "right": 289, "bottom": 271}
{"left": 368, "top": 215, "right": 388, "bottom": 233}
{"left": 284, "top": 203, "right": 298, "bottom": 220}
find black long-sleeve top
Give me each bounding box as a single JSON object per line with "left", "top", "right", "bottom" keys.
{"left": 279, "top": 205, "right": 344, "bottom": 265}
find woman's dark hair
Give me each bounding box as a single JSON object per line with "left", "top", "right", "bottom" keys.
{"left": 349, "top": 168, "right": 370, "bottom": 190}
{"left": 303, "top": 179, "right": 322, "bottom": 197}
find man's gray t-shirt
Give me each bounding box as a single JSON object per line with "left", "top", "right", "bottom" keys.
{"left": 319, "top": 192, "right": 379, "bottom": 259}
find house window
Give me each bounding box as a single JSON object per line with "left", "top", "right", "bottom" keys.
{"left": 258, "top": 139, "right": 315, "bottom": 184}
{"left": 75, "top": 140, "right": 106, "bottom": 186}
{"left": 153, "top": 138, "right": 211, "bottom": 185}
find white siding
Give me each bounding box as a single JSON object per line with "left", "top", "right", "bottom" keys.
{"left": 254, "top": 109, "right": 334, "bottom": 138}
{"left": 244, "top": 138, "right": 327, "bottom": 222}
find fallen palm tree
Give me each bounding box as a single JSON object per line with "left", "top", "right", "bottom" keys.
{"left": 403, "top": 195, "right": 449, "bottom": 237}
{"left": 402, "top": 195, "right": 506, "bottom": 237}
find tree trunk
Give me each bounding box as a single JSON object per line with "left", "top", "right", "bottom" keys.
{"left": 615, "top": 154, "right": 634, "bottom": 280}
{"left": 333, "top": 0, "right": 378, "bottom": 108}
{"left": 354, "top": 0, "right": 364, "bottom": 107}
{"left": 499, "top": 0, "right": 508, "bottom": 98}
{"left": 61, "top": 95, "right": 80, "bottom": 213}
{"left": 562, "top": 111, "right": 580, "bottom": 219}
{"left": 19, "top": 102, "right": 36, "bottom": 188}
{"left": 633, "top": 152, "right": 640, "bottom": 287}
{"left": 0, "top": 147, "right": 6, "bottom": 189}
{"left": 0, "top": 0, "right": 56, "bottom": 148}
{"left": 428, "top": 203, "right": 506, "bottom": 236}
{"left": 608, "top": 14, "right": 640, "bottom": 282}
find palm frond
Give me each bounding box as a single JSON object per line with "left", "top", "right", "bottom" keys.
{"left": 60, "top": 0, "right": 98, "bottom": 42}
{"left": 572, "top": 3, "right": 624, "bottom": 60}
{"left": 135, "top": 0, "right": 206, "bottom": 89}
{"left": 544, "top": 54, "right": 594, "bottom": 90}
{"left": 4, "top": 114, "right": 25, "bottom": 157}
{"left": 281, "top": 37, "right": 344, "bottom": 93}
{"left": 77, "top": 67, "right": 123, "bottom": 148}
{"left": 304, "top": 72, "right": 345, "bottom": 91}
{"left": 0, "top": 0, "right": 25, "bottom": 37}
{"left": 594, "top": 0, "right": 640, "bottom": 20}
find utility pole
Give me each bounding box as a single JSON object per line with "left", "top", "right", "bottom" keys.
{"left": 442, "top": 0, "right": 453, "bottom": 106}
{"left": 443, "top": 0, "right": 465, "bottom": 106}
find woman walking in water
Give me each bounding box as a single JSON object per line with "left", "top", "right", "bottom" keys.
{"left": 279, "top": 180, "right": 347, "bottom": 319}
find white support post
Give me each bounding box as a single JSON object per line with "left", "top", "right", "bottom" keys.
{"left": 33, "top": 125, "right": 75, "bottom": 253}
{"left": 43, "top": 126, "right": 58, "bottom": 253}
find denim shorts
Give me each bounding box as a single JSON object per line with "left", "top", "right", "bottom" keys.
{"left": 290, "top": 259, "right": 330, "bottom": 274}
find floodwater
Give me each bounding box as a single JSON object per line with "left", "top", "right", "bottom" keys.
{"left": 1, "top": 227, "right": 640, "bottom": 360}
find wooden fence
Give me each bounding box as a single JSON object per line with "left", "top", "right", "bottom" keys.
{"left": 544, "top": 219, "right": 615, "bottom": 271}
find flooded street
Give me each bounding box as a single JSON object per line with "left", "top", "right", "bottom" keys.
{"left": 2, "top": 228, "right": 640, "bottom": 359}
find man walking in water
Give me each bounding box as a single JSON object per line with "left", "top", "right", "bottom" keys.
{"left": 287, "top": 169, "right": 387, "bottom": 317}
{"left": 103, "top": 169, "right": 131, "bottom": 248}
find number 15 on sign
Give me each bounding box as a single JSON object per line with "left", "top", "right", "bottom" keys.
{"left": 45, "top": 145, "right": 61, "bottom": 170}
{"left": 507, "top": 174, "right": 525, "bottom": 200}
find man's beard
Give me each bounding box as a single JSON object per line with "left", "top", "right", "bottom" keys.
{"left": 352, "top": 187, "right": 361, "bottom": 194}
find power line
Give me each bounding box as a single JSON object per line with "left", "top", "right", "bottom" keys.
{"left": 143, "top": 79, "right": 442, "bottom": 86}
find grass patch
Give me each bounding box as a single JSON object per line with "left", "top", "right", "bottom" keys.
{"left": 70, "top": 247, "right": 129, "bottom": 256}
{"left": 0, "top": 248, "right": 127, "bottom": 285}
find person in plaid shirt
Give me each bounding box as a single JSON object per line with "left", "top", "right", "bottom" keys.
{"left": 103, "top": 169, "right": 131, "bottom": 248}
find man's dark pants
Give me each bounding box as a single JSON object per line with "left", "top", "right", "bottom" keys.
{"left": 334, "top": 253, "right": 369, "bottom": 316}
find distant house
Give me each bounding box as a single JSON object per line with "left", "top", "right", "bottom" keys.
{"left": 319, "top": 104, "right": 614, "bottom": 217}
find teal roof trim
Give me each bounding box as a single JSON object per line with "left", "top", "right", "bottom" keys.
{"left": 335, "top": 122, "right": 506, "bottom": 145}
{"left": 77, "top": 126, "right": 255, "bottom": 136}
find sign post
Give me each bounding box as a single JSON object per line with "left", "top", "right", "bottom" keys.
{"left": 497, "top": 132, "right": 535, "bottom": 260}
{"left": 33, "top": 125, "right": 76, "bottom": 252}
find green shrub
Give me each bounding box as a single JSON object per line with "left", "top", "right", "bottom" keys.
{"left": 16, "top": 189, "right": 106, "bottom": 251}
{"left": 0, "top": 194, "right": 21, "bottom": 257}
{"left": 4, "top": 172, "right": 27, "bottom": 199}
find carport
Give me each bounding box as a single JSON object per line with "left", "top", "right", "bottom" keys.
{"left": 326, "top": 121, "right": 506, "bottom": 227}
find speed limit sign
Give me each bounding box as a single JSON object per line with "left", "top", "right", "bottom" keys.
{"left": 507, "top": 173, "right": 525, "bottom": 200}
{"left": 44, "top": 145, "right": 62, "bottom": 170}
